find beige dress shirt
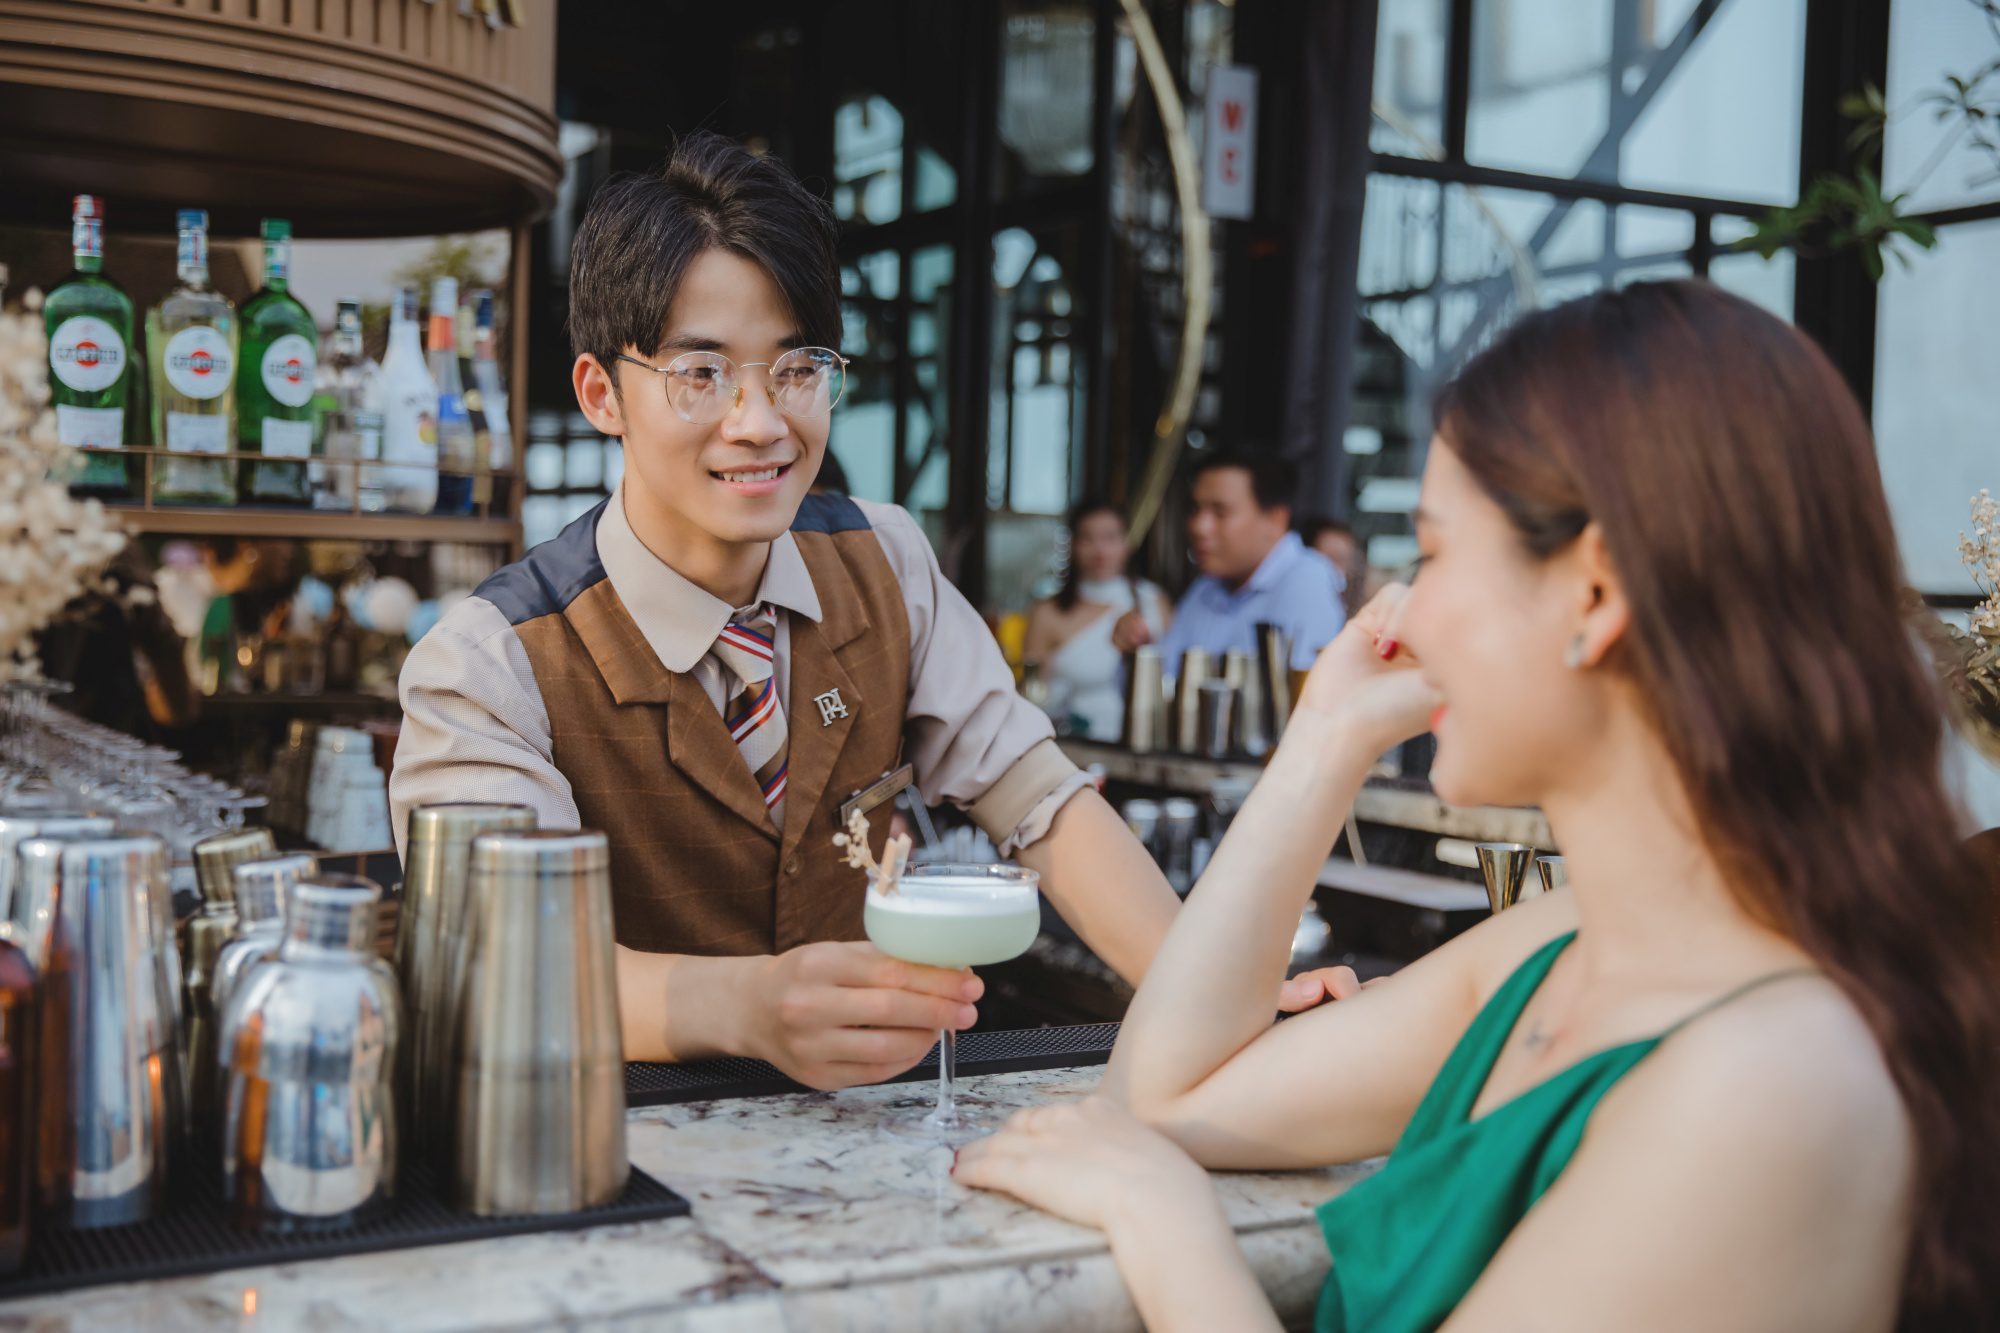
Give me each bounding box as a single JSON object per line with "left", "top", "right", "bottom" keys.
{"left": 392, "top": 484, "right": 1086, "bottom": 862}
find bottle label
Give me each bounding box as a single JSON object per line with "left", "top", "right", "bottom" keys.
{"left": 260, "top": 335, "right": 316, "bottom": 407}
{"left": 265, "top": 238, "right": 290, "bottom": 285}
{"left": 178, "top": 228, "right": 207, "bottom": 275}
{"left": 72, "top": 216, "right": 104, "bottom": 262}
{"left": 262, "top": 417, "right": 314, "bottom": 458}
{"left": 56, "top": 404, "right": 124, "bottom": 448}
{"left": 49, "top": 316, "right": 126, "bottom": 392}
{"left": 163, "top": 326, "right": 233, "bottom": 400}
{"left": 166, "top": 411, "right": 230, "bottom": 454}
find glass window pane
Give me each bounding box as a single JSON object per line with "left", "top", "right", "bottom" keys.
{"left": 1467, "top": 0, "right": 1805, "bottom": 205}
{"left": 998, "top": 3, "right": 1098, "bottom": 190}
{"left": 1374, "top": 0, "right": 1449, "bottom": 153}
{"left": 565, "top": 438, "right": 604, "bottom": 490}
{"left": 1873, "top": 217, "right": 2000, "bottom": 593}
{"left": 1884, "top": 0, "right": 2000, "bottom": 212}
{"left": 1709, "top": 215, "right": 1795, "bottom": 320}
{"left": 523, "top": 495, "right": 566, "bottom": 550}
{"left": 526, "top": 442, "right": 565, "bottom": 492}
{"left": 834, "top": 95, "right": 904, "bottom": 225}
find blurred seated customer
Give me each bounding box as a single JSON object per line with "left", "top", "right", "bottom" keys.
{"left": 1300, "top": 515, "right": 1368, "bottom": 620}
{"left": 1115, "top": 450, "right": 1344, "bottom": 672}
{"left": 957, "top": 280, "right": 2000, "bottom": 1331}
{"left": 1024, "top": 499, "right": 1171, "bottom": 739}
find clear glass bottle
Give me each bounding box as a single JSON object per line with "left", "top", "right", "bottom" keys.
{"left": 237, "top": 219, "right": 317, "bottom": 506}
{"left": 146, "top": 209, "right": 238, "bottom": 505}
{"left": 377, "top": 286, "right": 439, "bottom": 514}
{"left": 470, "top": 289, "right": 513, "bottom": 508}
{"left": 317, "top": 299, "right": 384, "bottom": 513}
{"left": 46, "top": 194, "right": 135, "bottom": 498}
{"left": 428, "top": 277, "right": 475, "bottom": 515}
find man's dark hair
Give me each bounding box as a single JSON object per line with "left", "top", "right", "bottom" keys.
{"left": 1297, "top": 514, "right": 1355, "bottom": 547}
{"left": 1190, "top": 450, "right": 1298, "bottom": 514}
{"left": 565, "top": 131, "right": 841, "bottom": 388}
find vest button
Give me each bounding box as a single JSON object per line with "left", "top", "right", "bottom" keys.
{"left": 785, "top": 855, "right": 801, "bottom": 875}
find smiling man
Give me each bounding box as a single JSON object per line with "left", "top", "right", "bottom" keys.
{"left": 389, "top": 134, "right": 1248, "bottom": 1089}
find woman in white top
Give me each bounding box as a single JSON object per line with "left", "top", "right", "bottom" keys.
{"left": 1025, "top": 499, "right": 1171, "bottom": 741}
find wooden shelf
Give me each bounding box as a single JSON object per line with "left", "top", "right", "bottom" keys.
{"left": 112, "top": 504, "right": 517, "bottom": 544}
{"left": 0, "top": 0, "right": 560, "bottom": 236}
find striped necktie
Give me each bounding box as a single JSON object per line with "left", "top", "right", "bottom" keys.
{"left": 710, "top": 605, "right": 788, "bottom": 825}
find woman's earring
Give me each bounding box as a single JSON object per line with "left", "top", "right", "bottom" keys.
{"left": 1563, "top": 634, "right": 1587, "bottom": 670}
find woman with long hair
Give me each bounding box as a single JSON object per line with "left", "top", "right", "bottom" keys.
{"left": 1024, "top": 498, "right": 1171, "bottom": 739}
{"left": 957, "top": 280, "right": 2000, "bottom": 1332}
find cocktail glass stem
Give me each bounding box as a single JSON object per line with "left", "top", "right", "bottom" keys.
{"left": 927, "top": 1027, "right": 959, "bottom": 1132}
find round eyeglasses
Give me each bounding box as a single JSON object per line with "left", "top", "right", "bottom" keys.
{"left": 614, "top": 346, "right": 849, "bottom": 425}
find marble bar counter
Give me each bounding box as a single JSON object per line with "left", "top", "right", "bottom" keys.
{"left": 1, "top": 1066, "right": 1377, "bottom": 1332}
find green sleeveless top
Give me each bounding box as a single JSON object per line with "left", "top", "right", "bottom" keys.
{"left": 1314, "top": 931, "right": 1815, "bottom": 1333}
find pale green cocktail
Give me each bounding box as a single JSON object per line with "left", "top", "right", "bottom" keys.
{"left": 863, "top": 875, "right": 1040, "bottom": 968}
{"left": 862, "top": 863, "right": 1040, "bottom": 1143}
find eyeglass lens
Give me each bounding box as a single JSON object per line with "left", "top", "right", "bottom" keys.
{"left": 663, "top": 347, "right": 845, "bottom": 424}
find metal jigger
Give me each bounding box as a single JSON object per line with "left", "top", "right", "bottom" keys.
{"left": 187, "top": 829, "right": 277, "bottom": 1128}
{"left": 1475, "top": 842, "right": 1539, "bottom": 913}
{"left": 455, "top": 829, "right": 627, "bottom": 1215}
{"left": 1536, "top": 854, "right": 1568, "bottom": 896}
{"left": 399, "top": 802, "right": 536, "bottom": 1156}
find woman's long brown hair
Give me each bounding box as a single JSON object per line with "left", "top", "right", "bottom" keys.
{"left": 1434, "top": 280, "right": 1999, "bottom": 1331}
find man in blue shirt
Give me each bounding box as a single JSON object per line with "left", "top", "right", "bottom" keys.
{"left": 1115, "top": 451, "right": 1346, "bottom": 672}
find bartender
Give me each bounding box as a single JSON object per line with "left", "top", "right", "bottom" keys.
{"left": 394, "top": 135, "right": 1339, "bottom": 1091}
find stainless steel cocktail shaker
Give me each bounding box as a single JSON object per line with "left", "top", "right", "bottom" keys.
{"left": 455, "top": 830, "right": 626, "bottom": 1215}
{"left": 211, "top": 852, "right": 318, "bottom": 1073}
{"left": 398, "top": 802, "right": 536, "bottom": 1155}
{"left": 222, "top": 873, "right": 400, "bottom": 1232}
{"left": 18, "top": 834, "right": 183, "bottom": 1227}
{"left": 186, "top": 828, "right": 276, "bottom": 1126}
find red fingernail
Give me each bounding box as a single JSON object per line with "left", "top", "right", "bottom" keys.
{"left": 1377, "top": 637, "right": 1399, "bottom": 660}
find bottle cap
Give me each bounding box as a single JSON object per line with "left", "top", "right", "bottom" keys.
{"left": 72, "top": 195, "right": 103, "bottom": 220}
{"left": 177, "top": 209, "right": 209, "bottom": 231}
{"left": 261, "top": 218, "right": 292, "bottom": 240}
{"left": 430, "top": 276, "right": 458, "bottom": 313}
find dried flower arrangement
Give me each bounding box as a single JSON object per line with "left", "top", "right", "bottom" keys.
{"left": 1943, "top": 489, "right": 2000, "bottom": 762}
{"left": 0, "top": 287, "right": 131, "bottom": 681}
{"left": 832, "top": 806, "right": 913, "bottom": 894}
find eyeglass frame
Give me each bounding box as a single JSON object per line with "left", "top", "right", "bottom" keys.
{"left": 611, "top": 346, "right": 852, "bottom": 424}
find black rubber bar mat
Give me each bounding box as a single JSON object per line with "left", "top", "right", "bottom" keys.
{"left": 626, "top": 1021, "right": 1121, "bottom": 1107}
{"left": 0, "top": 1157, "right": 690, "bottom": 1301}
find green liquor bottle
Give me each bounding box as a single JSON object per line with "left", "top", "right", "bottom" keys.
{"left": 238, "top": 218, "right": 317, "bottom": 506}
{"left": 146, "top": 208, "right": 238, "bottom": 505}
{"left": 45, "top": 194, "right": 135, "bottom": 497}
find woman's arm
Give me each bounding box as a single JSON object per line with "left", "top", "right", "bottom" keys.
{"left": 1101, "top": 590, "right": 1571, "bottom": 1167}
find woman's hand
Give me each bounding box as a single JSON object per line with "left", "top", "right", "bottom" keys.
{"left": 1295, "top": 583, "right": 1442, "bottom": 754}
{"left": 953, "top": 1095, "right": 1219, "bottom": 1235}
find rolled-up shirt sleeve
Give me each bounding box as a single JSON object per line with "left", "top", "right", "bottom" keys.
{"left": 389, "top": 596, "right": 579, "bottom": 861}
{"left": 858, "top": 500, "right": 1084, "bottom": 854}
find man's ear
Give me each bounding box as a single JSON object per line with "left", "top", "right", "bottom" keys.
{"left": 574, "top": 354, "right": 627, "bottom": 438}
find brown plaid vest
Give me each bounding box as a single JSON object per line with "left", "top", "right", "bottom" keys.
{"left": 474, "top": 494, "right": 910, "bottom": 955}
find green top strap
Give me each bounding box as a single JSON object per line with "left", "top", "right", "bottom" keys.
{"left": 1313, "top": 933, "right": 1823, "bottom": 1333}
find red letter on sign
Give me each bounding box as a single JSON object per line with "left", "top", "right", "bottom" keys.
{"left": 1223, "top": 100, "right": 1244, "bottom": 132}
{"left": 1222, "top": 147, "right": 1239, "bottom": 181}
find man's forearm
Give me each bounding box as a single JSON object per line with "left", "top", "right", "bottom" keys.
{"left": 615, "top": 944, "right": 759, "bottom": 1063}
{"left": 1016, "top": 788, "right": 1180, "bottom": 987}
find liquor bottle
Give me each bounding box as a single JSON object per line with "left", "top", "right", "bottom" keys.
{"left": 469, "top": 289, "right": 513, "bottom": 509}
{"left": 428, "top": 277, "right": 476, "bottom": 515}
{"left": 377, "top": 286, "right": 439, "bottom": 514}
{"left": 146, "top": 209, "right": 238, "bottom": 505}
{"left": 237, "top": 219, "right": 317, "bottom": 506}
{"left": 318, "top": 299, "right": 385, "bottom": 513}
{"left": 0, "top": 935, "right": 31, "bottom": 1276}
{"left": 457, "top": 292, "right": 493, "bottom": 510}
{"left": 45, "top": 195, "right": 135, "bottom": 497}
